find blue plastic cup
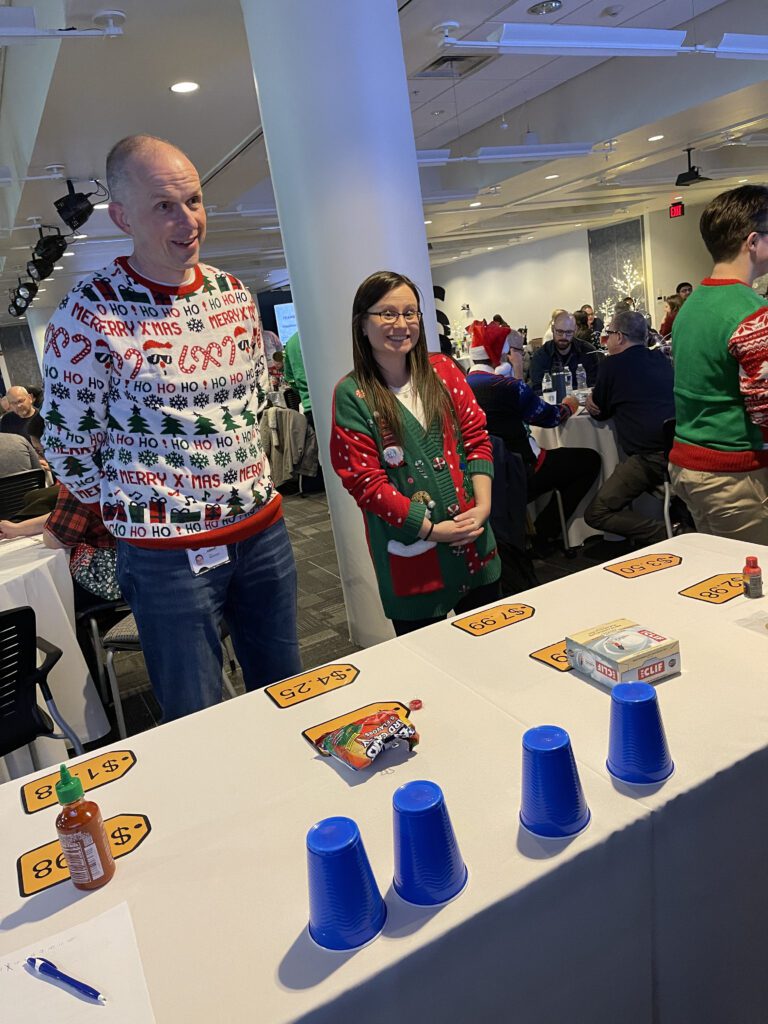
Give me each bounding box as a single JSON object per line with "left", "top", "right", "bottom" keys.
{"left": 306, "top": 816, "right": 386, "bottom": 951}
{"left": 393, "top": 780, "right": 468, "bottom": 906}
{"left": 520, "top": 725, "right": 591, "bottom": 838}
{"left": 606, "top": 682, "right": 674, "bottom": 785}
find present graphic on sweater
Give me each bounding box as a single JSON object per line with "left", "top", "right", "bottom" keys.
{"left": 205, "top": 503, "right": 222, "bottom": 523}
{"left": 118, "top": 282, "right": 152, "bottom": 304}
{"left": 129, "top": 500, "right": 147, "bottom": 523}
{"left": 171, "top": 507, "right": 202, "bottom": 524}
{"left": 149, "top": 496, "right": 167, "bottom": 523}
{"left": 103, "top": 500, "right": 127, "bottom": 522}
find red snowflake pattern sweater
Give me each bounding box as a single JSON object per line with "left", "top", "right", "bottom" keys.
{"left": 331, "top": 354, "right": 500, "bottom": 620}
{"left": 41, "top": 258, "right": 281, "bottom": 548}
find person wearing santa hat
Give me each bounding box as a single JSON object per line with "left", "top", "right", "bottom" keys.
{"left": 467, "top": 326, "right": 601, "bottom": 555}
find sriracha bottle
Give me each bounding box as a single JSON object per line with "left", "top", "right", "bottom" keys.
{"left": 55, "top": 765, "right": 115, "bottom": 891}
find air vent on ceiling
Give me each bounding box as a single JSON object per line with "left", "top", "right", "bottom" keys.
{"left": 414, "top": 54, "right": 494, "bottom": 79}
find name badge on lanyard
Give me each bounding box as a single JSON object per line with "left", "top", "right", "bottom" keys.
{"left": 187, "top": 545, "right": 230, "bottom": 576}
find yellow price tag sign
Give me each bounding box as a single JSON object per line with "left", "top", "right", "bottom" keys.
{"left": 17, "top": 813, "right": 152, "bottom": 898}
{"left": 21, "top": 751, "right": 137, "bottom": 815}
{"left": 604, "top": 553, "right": 682, "bottom": 579}
{"left": 452, "top": 603, "right": 535, "bottom": 637}
{"left": 266, "top": 663, "right": 360, "bottom": 708}
{"left": 529, "top": 640, "right": 571, "bottom": 672}
{"left": 679, "top": 573, "right": 743, "bottom": 604}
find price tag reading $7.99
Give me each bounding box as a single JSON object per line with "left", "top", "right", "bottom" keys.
{"left": 21, "top": 751, "right": 137, "bottom": 815}
{"left": 452, "top": 603, "right": 535, "bottom": 637}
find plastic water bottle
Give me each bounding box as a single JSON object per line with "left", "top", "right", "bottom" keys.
{"left": 542, "top": 372, "right": 556, "bottom": 405}
{"left": 575, "top": 363, "right": 587, "bottom": 390}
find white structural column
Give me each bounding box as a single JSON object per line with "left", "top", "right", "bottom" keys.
{"left": 240, "top": 0, "right": 438, "bottom": 647}
{"left": 23, "top": 308, "right": 48, "bottom": 372}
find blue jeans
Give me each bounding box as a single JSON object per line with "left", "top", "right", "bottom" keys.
{"left": 116, "top": 519, "right": 301, "bottom": 722}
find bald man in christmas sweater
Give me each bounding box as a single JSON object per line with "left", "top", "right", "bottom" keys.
{"left": 42, "top": 135, "right": 301, "bottom": 722}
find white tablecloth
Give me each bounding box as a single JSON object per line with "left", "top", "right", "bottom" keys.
{"left": 0, "top": 536, "right": 765, "bottom": 1022}
{"left": 531, "top": 412, "right": 621, "bottom": 545}
{"left": 0, "top": 537, "right": 110, "bottom": 779}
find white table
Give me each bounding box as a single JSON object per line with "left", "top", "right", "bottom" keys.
{"left": 0, "top": 536, "right": 764, "bottom": 1022}
{"left": 400, "top": 534, "right": 768, "bottom": 1023}
{"left": 0, "top": 537, "right": 110, "bottom": 779}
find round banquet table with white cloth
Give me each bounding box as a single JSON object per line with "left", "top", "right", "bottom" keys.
{"left": 531, "top": 411, "right": 623, "bottom": 546}
{"left": 0, "top": 536, "right": 110, "bottom": 781}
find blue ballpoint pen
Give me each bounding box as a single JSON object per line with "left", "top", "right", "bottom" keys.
{"left": 26, "top": 957, "right": 107, "bottom": 1004}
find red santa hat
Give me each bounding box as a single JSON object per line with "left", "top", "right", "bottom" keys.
{"left": 468, "top": 320, "right": 512, "bottom": 367}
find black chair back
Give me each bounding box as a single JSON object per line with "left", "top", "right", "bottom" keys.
{"left": 0, "top": 468, "right": 46, "bottom": 520}
{"left": 0, "top": 606, "right": 51, "bottom": 757}
{"left": 662, "top": 417, "right": 676, "bottom": 461}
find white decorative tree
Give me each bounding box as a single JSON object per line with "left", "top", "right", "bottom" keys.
{"left": 598, "top": 259, "right": 647, "bottom": 321}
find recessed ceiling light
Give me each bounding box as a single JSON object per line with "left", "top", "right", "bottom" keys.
{"left": 170, "top": 81, "right": 199, "bottom": 94}
{"left": 527, "top": 235, "right": 535, "bottom": 239}
{"left": 37, "top": 288, "right": 47, "bottom": 292}
{"left": 674, "top": 195, "right": 683, "bottom": 201}
{"left": 424, "top": 220, "right": 433, "bottom": 225}
{"left": 94, "top": 202, "right": 109, "bottom": 210}
{"left": 528, "top": 0, "right": 562, "bottom": 13}
{"left": 63, "top": 252, "right": 74, "bottom": 257}
{"left": 53, "top": 265, "right": 64, "bottom": 270}
{"left": 739, "top": 178, "right": 749, "bottom": 183}
{"left": 648, "top": 134, "right": 665, "bottom": 142}
{"left": 469, "top": 201, "right": 482, "bottom": 207}
{"left": 487, "top": 246, "right": 494, "bottom": 250}
{"left": 545, "top": 174, "right": 559, "bottom": 180}
{"left": 432, "top": 109, "right": 445, "bottom": 117}
{"left": 451, "top": 256, "right": 459, "bottom": 260}
{"left": 575, "top": 223, "right": 582, "bottom": 227}
{"left": 73, "top": 234, "right": 88, "bottom": 240}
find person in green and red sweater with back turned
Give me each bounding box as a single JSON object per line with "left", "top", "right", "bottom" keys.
{"left": 669, "top": 185, "right": 768, "bottom": 542}
{"left": 331, "top": 270, "right": 501, "bottom": 636}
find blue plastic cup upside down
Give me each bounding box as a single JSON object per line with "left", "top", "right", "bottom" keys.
{"left": 520, "top": 725, "right": 591, "bottom": 838}
{"left": 606, "top": 682, "right": 674, "bottom": 785}
{"left": 393, "top": 780, "right": 468, "bottom": 906}
{"left": 306, "top": 816, "right": 386, "bottom": 951}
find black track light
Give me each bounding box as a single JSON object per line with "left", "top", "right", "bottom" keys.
{"left": 54, "top": 179, "right": 97, "bottom": 230}
{"left": 16, "top": 279, "right": 38, "bottom": 302}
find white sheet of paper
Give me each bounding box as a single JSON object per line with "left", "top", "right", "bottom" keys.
{"left": 0, "top": 902, "right": 155, "bottom": 1022}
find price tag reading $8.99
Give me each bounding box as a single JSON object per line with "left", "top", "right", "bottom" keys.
{"left": 17, "top": 813, "right": 151, "bottom": 898}
{"left": 21, "top": 751, "right": 137, "bottom": 814}
{"left": 679, "top": 573, "right": 744, "bottom": 605}
{"left": 604, "top": 553, "right": 682, "bottom": 579}
{"left": 452, "top": 603, "right": 535, "bottom": 637}
{"left": 265, "top": 664, "right": 360, "bottom": 708}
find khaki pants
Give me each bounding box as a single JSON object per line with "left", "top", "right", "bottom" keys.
{"left": 669, "top": 465, "right": 768, "bottom": 544}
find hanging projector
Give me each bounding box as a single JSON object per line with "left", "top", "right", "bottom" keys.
{"left": 675, "top": 148, "right": 711, "bottom": 187}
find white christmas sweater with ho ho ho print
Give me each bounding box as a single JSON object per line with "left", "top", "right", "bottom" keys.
{"left": 41, "top": 257, "right": 280, "bottom": 548}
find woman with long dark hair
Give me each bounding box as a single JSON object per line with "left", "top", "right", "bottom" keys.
{"left": 331, "top": 270, "right": 500, "bottom": 635}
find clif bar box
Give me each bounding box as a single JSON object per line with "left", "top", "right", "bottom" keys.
{"left": 565, "top": 618, "right": 681, "bottom": 688}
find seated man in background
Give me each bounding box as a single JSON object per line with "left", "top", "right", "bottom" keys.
{"left": 0, "top": 433, "right": 41, "bottom": 477}
{"left": 530, "top": 310, "right": 600, "bottom": 393}
{"left": 584, "top": 310, "right": 675, "bottom": 546}
{"left": 0, "top": 385, "right": 49, "bottom": 470}
{"left": 669, "top": 186, "right": 768, "bottom": 541}
{"left": 467, "top": 334, "right": 601, "bottom": 555}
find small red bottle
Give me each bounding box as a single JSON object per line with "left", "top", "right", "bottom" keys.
{"left": 55, "top": 765, "right": 115, "bottom": 891}
{"left": 742, "top": 556, "right": 763, "bottom": 599}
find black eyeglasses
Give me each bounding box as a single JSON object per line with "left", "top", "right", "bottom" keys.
{"left": 367, "top": 309, "right": 422, "bottom": 324}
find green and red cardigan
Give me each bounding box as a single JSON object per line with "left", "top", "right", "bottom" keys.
{"left": 331, "top": 353, "right": 500, "bottom": 621}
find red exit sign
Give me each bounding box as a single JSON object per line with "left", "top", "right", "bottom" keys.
{"left": 669, "top": 201, "right": 685, "bottom": 219}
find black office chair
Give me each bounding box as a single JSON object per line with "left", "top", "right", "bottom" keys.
{"left": 0, "top": 468, "right": 46, "bottom": 520}
{"left": 0, "top": 606, "right": 84, "bottom": 762}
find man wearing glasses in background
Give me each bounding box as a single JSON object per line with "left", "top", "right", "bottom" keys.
{"left": 584, "top": 311, "right": 674, "bottom": 547}
{"left": 530, "top": 310, "right": 600, "bottom": 394}
{"left": 668, "top": 185, "right": 768, "bottom": 542}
